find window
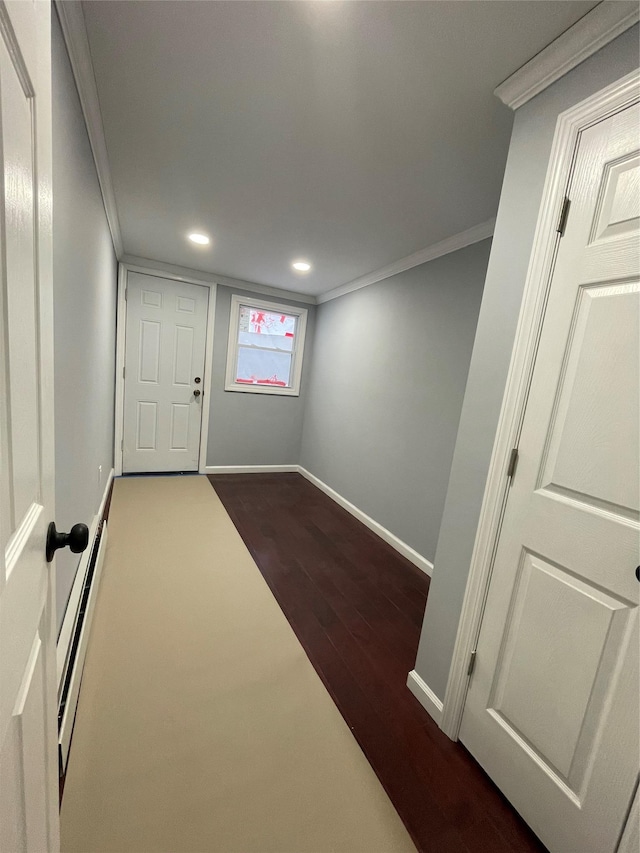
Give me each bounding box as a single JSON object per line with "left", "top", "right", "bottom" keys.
{"left": 225, "top": 295, "right": 308, "bottom": 396}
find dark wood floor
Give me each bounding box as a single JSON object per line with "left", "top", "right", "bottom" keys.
{"left": 208, "top": 473, "right": 547, "bottom": 853}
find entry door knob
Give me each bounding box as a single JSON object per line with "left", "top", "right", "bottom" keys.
{"left": 193, "top": 389, "right": 201, "bottom": 398}
{"left": 46, "top": 522, "right": 89, "bottom": 563}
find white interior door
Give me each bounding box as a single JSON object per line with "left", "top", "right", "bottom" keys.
{"left": 0, "top": 2, "right": 59, "bottom": 851}
{"left": 123, "top": 272, "right": 209, "bottom": 473}
{"left": 459, "top": 102, "right": 640, "bottom": 853}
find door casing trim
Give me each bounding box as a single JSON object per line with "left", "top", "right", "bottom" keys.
{"left": 114, "top": 261, "right": 217, "bottom": 476}
{"left": 439, "top": 68, "right": 640, "bottom": 741}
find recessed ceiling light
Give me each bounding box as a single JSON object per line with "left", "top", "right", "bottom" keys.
{"left": 188, "top": 232, "right": 210, "bottom": 245}
{"left": 292, "top": 260, "right": 311, "bottom": 272}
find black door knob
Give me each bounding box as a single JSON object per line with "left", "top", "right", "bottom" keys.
{"left": 193, "top": 389, "right": 201, "bottom": 398}
{"left": 46, "top": 522, "right": 89, "bottom": 563}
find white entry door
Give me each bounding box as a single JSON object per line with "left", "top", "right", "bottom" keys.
{"left": 123, "top": 272, "right": 209, "bottom": 473}
{"left": 0, "top": 2, "right": 60, "bottom": 851}
{"left": 459, "top": 103, "right": 640, "bottom": 853}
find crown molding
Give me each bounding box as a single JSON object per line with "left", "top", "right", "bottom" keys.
{"left": 494, "top": 1, "right": 639, "bottom": 111}
{"left": 55, "top": 0, "right": 124, "bottom": 257}
{"left": 120, "top": 254, "right": 317, "bottom": 305}
{"left": 317, "top": 218, "right": 495, "bottom": 305}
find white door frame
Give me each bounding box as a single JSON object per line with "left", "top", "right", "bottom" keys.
{"left": 618, "top": 783, "right": 639, "bottom": 853}
{"left": 114, "top": 261, "right": 217, "bottom": 476}
{"left": 439, "top": 68, "right": 640, "bottom": 741}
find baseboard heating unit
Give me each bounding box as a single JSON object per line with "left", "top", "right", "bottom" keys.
{"left": 57, "top": 521, "right": 108, "bottom": 774}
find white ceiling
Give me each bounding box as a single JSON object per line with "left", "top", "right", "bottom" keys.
{"left": 82, "top": 0, "right": 597, "bottom": 296}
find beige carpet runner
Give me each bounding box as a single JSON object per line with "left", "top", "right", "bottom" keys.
{"left": 61, "top": 475, "right": 415, "bottom": 852}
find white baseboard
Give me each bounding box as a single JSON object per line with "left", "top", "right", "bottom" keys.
{"left": 407, "top": 670, "right": 444, "bottom": 726}
{"left": 205, "top": 464, "right": 299, "bottom": 474}
{"left": 58, "top": 522, "right": 109, "bottom": 772}
{"left": 56, "top": 468, "right": 114, "bottom": 693}
{"left": 297, "top": 467, "right": 433, "bottom": 577}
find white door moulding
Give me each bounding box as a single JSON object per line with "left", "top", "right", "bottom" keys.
{"left": 439, "top": 69, "right": 640, "bottom": 743}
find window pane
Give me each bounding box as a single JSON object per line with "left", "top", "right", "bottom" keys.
{"left": 238, "top": 305, "right": 297, "bottom": 350}
{"left": 238, "top": 331, "right": 293, "bottom": 352}
{"left": 236, "top": 346, "right": 292, "bottom": 387}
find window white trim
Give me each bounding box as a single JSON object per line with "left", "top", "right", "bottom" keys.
{"left": 224, "top": 294, "right": 308, "bottom": 397}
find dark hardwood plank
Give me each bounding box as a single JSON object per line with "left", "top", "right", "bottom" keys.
{"left": 209, "top": 473, "right": 548, "bottom": 853}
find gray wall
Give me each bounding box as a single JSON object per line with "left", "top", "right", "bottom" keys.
{"left": 414, "top": 25, "right": 640, "bottom": 701}
{"left": 206, "top": 286, "right": 315, "bottom": 465}
{"left": 53, "top": 11, "right": 118, "bottom": 632}
{"left": 299, "top": 240, "right": 491, "bottom": 564}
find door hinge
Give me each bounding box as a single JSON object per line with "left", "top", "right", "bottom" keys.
{"left": 507, "top": 447, "right": 519, "bottom": 481}
{"left": 122, "top": 366, "right": 125, "bottom": 379}
{"left": 121, "top": 439, "right": 123, "bottom": 451}
{"left": 467, "top": 650, "right": 477, "bottom": 677}
{"left": 124, "top": 287, "right": 128, "bottom": 301}
{"left": 557, "top": 196, "right": 570, "bottom": 236}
